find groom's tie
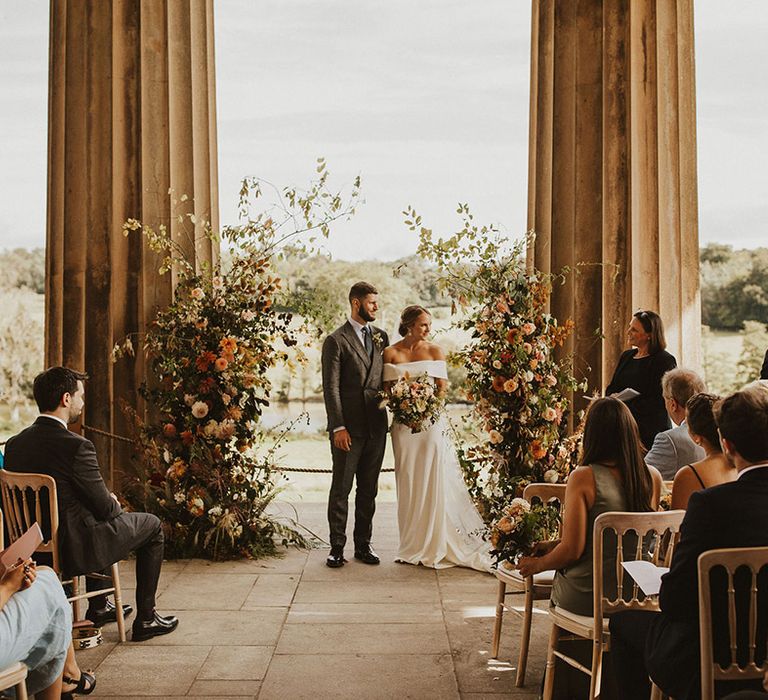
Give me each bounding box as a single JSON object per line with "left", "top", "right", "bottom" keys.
{"left": 362, "top": 325, "right": 373, "bottom": 357}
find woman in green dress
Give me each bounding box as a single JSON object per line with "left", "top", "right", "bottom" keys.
{"left": 518, "top": 397, "right": 663, "bottom": 616}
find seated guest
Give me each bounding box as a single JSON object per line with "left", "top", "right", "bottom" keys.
{"left": 609, "top": 383, "right": 768, "bottom": 700}
{"left": 0, "top": 559, "right": 94, "bottom": 699}
{"left": 645, "top": 368, "right": 706, "bottom": 479}
{"left": 671, "top": 393, "right": 737, "bottom": 510}
{"left": 4, "top": 367, "right": 179, "bottom": 642}
{"left": 761, "top": 349, "right": 768, "bottom": 380}
{"left": 518, "top": 398, "right": 662, "bottom": 615}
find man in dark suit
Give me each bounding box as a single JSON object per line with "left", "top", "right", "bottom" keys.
{"left": 4, "top": 367, "right": 179, "bottom": 641}
{"left": 322, "top": 281, "right": 389, "bottom": 568}
{"left": 609, "top": 383, "right": 768, "bottom": 699}
{"left": 760, "top": 349, "right": 768, "bottom": 380}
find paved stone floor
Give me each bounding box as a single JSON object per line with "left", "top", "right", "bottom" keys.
{"left": 79, "top": 501, "right": 549, "bottom": 699}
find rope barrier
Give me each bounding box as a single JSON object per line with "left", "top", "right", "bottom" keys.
{"left": 79, "top": 424, "right": 394, "bottom": 474}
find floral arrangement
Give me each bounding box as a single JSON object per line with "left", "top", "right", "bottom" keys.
{"left": 406, "top": 205, "right": 586, "bottom": 523}
{"left": 489, "top": 496, "right": 561, "bottom": 567}
{"left": 380, "top": 372, "right": 444, "bottom": 433}
{"left": 115, "top": 161, "right": 361, "bottom": 559}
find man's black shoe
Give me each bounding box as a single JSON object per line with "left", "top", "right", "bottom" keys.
{"left": 354, "top": 547, "right": 380, "bottom": 565}
{"left": 86, "top": 599, "right": 134, "bottom": 626}
{"left": 131, "top": 611, "right": 179, "bottom": 642}
{"left": 326, "top": 548, "right": 347, "bottom": 568}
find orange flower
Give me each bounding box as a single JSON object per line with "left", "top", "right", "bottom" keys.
{"left": 180, "top": 430, "right": 194, "bottom": 446}
{"left": 226, "top": 406, "right": 243, "bottom": 421}
{"left": 214, "top": 357, "right": 229, "bottom": 372}
{"left": 531, "top": 440, "right": 547, "bottom": 460}
{"left": 492, "top": 375, "right": 506, "bottom": 392}
{"left": 195, "top": 351, "right": 217, "bottom": 371}
{"left": 163, "top": 423, "right": 177, "bottom": 438}
{"left": 220, "top": 337, "right": 238, "bottom": 354}
{"left": 506, "top": 328, "right": 517, "bottom": 344}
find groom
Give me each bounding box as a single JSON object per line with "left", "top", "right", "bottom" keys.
{"left": 321, "top": 281, "right": 389, "bottom": 568}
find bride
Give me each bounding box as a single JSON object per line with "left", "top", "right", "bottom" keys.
{"left": 383, "top": 305, "right": 491, "bottom": 572}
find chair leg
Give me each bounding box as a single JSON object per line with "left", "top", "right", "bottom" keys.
{"left": 542, "top": 623, "right": 559, "bottom": 700}
{"left": 111, "top": 562, "right": 127, "bottom": 643}
{"left": 515, "top": 578, "right": 535, "bottom": 687}
{"left": 650, "top": 683, "right": 664, "bottom": 700}
{"left": 15, "top": 680, "right": 29, "bottom": 700}
{"left": 588, "top": 637, "right": 604, "bottom": 700}
{"left": 491, "top": 580, "right": 506, "bottom": 658}
{"left": 71, "top": 575, "right": 82, "bottom": 621}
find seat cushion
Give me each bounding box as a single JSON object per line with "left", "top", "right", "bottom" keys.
{"left": 495, "top": 566, "right": 556, "bottom": 587}
{"left": 551, "top": 605, "right": 609, "bottom": 637}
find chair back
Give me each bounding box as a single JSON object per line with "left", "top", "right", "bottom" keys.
{"left": 0, "top": 471, "right": 60, "bottom": 572}
{"left": 523, "top": 482, "right": 566, "bottom": 537}
{"left": 592, "top": 510, "right": 686, "bottom": 634}
{"left": 698, "top": 546, "right": 768, "bottom": 700}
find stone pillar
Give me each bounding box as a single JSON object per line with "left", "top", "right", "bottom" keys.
{"left": 527, "top": 0, "right": 700, "bottom": 393}
{"left": 46, "top": 0, "right": 219, "bottom": 483}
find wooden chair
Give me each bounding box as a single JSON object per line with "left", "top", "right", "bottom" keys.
{"left": 491, "top": 482, "right": 566, "bottom": 687}
{"left": 698, "top": 546, "right": 768, "bottom": 700}
{"left": 0, "top": 507, "right": 30, "bottom": 700}
{"left": 0, "top": 470, "right": 127, "bottom": 642}
{"left": 0, "top": 662, "right": 29, "bottom": 700}
{"left": 542, "top": 509, "right": 686, "bottom": 700}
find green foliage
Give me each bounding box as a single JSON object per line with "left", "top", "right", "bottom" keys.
{"left": 736, "top": 321, "right": 768, "bottom": 386}
{"left": 701, "top": 244, "right": 768, "bottom": 329}
{"left": 0, "top": 248, "right": 45, "bottom": 294}
{"left": 117, "top": 162, "right": 360, "bottom": 559}
{"left": 405, "top": 206, "right": 584, "bottom": 523}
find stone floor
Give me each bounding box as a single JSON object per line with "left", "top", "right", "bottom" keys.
{"left": 78, "top": 501, "right": 550, "bottom": 699}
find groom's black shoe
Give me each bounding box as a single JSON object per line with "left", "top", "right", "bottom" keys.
{"left": 326, "top": 548, "right": 346, "bottom": 568}
{"left": 354, "top": 547, "right": 380, "bottom": 565}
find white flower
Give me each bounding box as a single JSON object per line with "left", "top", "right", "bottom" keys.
{"left": 221, "top": 393, "right": 232, "bottom": 406}
{"left": 174, "top": 491, "right": 186, "bottom": 504}
{"left": 524, "top": 371, "right": 534, "bottom": 383}
{"left": 241, "top": 310, "right": 256, "bottom": 322}
{"left": 542, "top": 406, "right": 558, "bottom": 422}
{"left": 493, "top": 360, "right": 502, "bottom": 369}
{"left": 208, "top": 505, "right": 223, "bottom": 517}
{"left": 190, "top": 287, "right": 205, "bottom": 301}
{"left": 489, "top": 429, "right": 504, "bottom": 445}
{"left": 184, "top": 394, "right": 196, "bottom": 407}
{"left": 203, "top": 420, "right": 219, "bottom": 437}
{"left": 212, "top": 276, "right": 224, "bottom": 290}
{"left": 544, "top": 469, "right": 559, "bottom": 483}
{"left": 191, "top": 401, "right": 209, "bottom": 419}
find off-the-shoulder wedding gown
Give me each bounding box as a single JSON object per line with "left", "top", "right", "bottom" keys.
{"left": 383, "top": 360, "right": 491, "bottom": 572}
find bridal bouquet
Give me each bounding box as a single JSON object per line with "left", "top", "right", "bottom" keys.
{"left": 490, "top": 497, "right": 560, "bottom": 567}
{"left": 380, "top": 372, "right": 444, "bottom": 433}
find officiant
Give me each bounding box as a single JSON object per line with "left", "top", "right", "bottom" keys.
{"left": 605, "top": 310, "right": 677, "bottom": 449}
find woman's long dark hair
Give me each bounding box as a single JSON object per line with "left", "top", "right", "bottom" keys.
{"left": 580, "top": 397, "right": 654, "bottom": 512}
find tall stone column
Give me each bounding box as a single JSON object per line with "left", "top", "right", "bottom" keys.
{"left": 46, "top": 0, "right": 219, "bottom": 483}
{"left": 527, "top": 0, "right": 701, "bottom": 393}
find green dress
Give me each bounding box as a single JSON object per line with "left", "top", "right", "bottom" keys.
{"left": 551, "top": 463, "right": 630, "bottom": 616}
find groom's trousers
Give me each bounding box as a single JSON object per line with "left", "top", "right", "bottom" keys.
{"left": 327, "top": 431, "right": 387, "bottom": 550}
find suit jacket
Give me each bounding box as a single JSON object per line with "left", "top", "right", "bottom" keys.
{"left": 321, "top": 321, "right": 389, "bottom": 438}
{"left": 655, "top": 467, "right": 768, "bottom": 666}
{"left": 4, "top": 417, "right": 134, "bottom": 576}
{"left": 644, "top": 422, "right": 706, "bottom": 480}
{"left": 761, "top": 349, "right": 768, "bottom": 380}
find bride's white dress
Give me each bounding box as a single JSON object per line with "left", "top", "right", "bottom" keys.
{"left": 384, "top": 360, "right": 491, "bottom": 572}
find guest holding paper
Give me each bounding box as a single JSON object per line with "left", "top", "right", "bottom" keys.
{"left": 606, "top": 310, "right": 677, "bottom": 449}
{"left": 609, "top": 383, "right": 768, "bottom": 700}
{"left": 671, "top": 392, "right": 737, "bottom": 510}
{"left": 517, "top": 398, "right": 662, "bottom": 615}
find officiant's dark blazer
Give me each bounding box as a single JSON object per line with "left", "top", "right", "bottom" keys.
{"left": 321, "top": 321, "right": 388, "bottom": 438}
{"left": 4, "top": 417, "right": 136, "bottom": 576}
{"left": 647, "top": 466, "right": 768, "bottom": 695}
{"left": 760, "top": 349, "right": 768, "bottom": 380}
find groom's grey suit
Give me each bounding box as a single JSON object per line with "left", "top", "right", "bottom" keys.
{"left": 322, "top": 321, "right": 389, "bottom": 551}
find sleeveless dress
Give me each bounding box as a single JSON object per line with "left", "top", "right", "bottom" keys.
{"left": 550, "top": 464, "right": 631, "bottom": 616}
{"left": 383, "top": 360, "right": 491, "bottom": 572}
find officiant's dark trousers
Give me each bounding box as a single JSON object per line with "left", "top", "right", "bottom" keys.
{"left": 328, "top": 432, "right": 386, "bottom": 550}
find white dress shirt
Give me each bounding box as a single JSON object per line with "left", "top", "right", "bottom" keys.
{"left": 737, "top": 463, "right": 768, "bottom": 480}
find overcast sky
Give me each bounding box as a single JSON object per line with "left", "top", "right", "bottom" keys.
{"left": 0, "top": 1, "right": 765, "bottom": 259}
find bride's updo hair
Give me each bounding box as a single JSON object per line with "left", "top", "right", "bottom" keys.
{"left": 399, "top": 305, "right": 431, "bottom": 338}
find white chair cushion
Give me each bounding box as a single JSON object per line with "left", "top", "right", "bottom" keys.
{"left": 495, "top": 566, "right": 556, "bottom": 587}
{"left": 550, "top": 605, "right": 609, "bottom": 637}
